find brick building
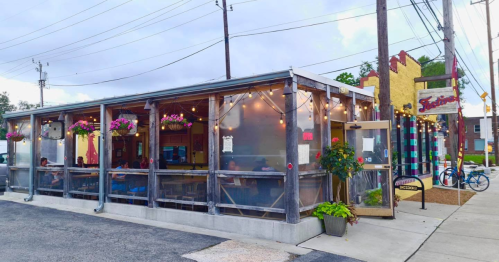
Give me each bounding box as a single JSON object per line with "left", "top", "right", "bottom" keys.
{"left": 444, "top": 116, "right": 491, "bottom": 155}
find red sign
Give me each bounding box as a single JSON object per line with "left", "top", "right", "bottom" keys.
{"left": 287, "top": 163, "right": 293, "bottom": 170}
{"left": 150, "top": 158, "right": 154, "bottom": 164}
{"left": 303, "top": 132, "right": 313, "bottom": 141}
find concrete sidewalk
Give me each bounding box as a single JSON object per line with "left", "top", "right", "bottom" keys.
{"left": 299, "top": 201, "right": 459, "bottom": 262}
{"left": 409, "top": 171, "right": 499, "bottom": 262}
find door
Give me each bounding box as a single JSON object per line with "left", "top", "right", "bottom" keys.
{"left": 344, "top": 121, "right": 393, "bottom": 217}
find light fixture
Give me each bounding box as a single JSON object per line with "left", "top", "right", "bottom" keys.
{"left": 23, "top": 139, "right": 26, "bottom": 146}
{"left": 48, "top": 120, "right": 52, "bottom": 123}
{"left": 215, "top": 121, "right": 218, "bottom": 130}
{"left": 403, "top": 114, "right": 406, "bottom": 117}
{"left": 280, "top": 113, "right": 284, "bottom": 124}
{"left": 15, "top": 125, "right": 18, "bottom": 129}
{"left": 135, "top": 133, "right": 139, "bottom": 137}
{"left": 180, "top": 113, "right": 184, "bottom": 117}
{"left": 161, "top": 126, "right": 165, "bottom": 130}
{"left": 67, "top": 131, "right": 70, "bottom": 135}
{"left": 359, "top": 107, "right": 362, "bottom": 112}
{"left": 192, "top": 106, "right": 196, "bottom": 112}
{"left": 38, "top": 135, "right": 41, "bottom": 141}
{"left": 58, "top": 140, "right": 62, "bottom": 146}
{"left": 28, "top": 124, "right": 31, "bottom": 128}
{"left": 199, "top": 117, "right": 202, "bottom": 121}
{"left": 324, "top": 112, "right": 328, "bottom": 120}
{"left": 396, "top": 110, "right": 399, "bottom": 114}
{"left": 229, "top": 127, "right": 233, "bottom": 131}
{"left": 242, "top": 103, "right": 246, "bottom": 108}
{"left": 58, "top": 112, "right": 65, "bottom": 121}
{"left": 340, "top": 102, "right": 343, "bottom": 107}
{"left": 309, "top": 114, "right": 311, "bottom": 120}
{"left": 354, "top": 117, "right": 357, "bottom": 123}
{"left": 229, "top": 96, "right": 233, "bottom": 107}
{"left": 269, "top": 87, "right": 273, "bottom": 96}
{"left": 144, "top": 99, "right": 152, "bottom": 110}
{"left": 163, "top": 114, "right": 167, "bottom": 118}
{"left": 249, "top": 90, "right": 252, "bottom": 98}
{"left": 283, "top": 82, "right": 293, "bottom": 95}
{"left": 364, "top": 106, "right": 367, "bottom": 110}
{"left": 309, "top": 98, "right": 313, "bottom": 107}
{"left": 397, "top": 124, "right": 401, "bottom": 128}
{"left": 134, "top": 119, "right": 138, "bottom": 124}
{"left": 343, "top": 110, "right": 347, "bottom": 115}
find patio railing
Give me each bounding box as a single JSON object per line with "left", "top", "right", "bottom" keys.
{"left": 299, "top": 170, "right": 327, "bottom": 213}
{"left": 36, "top": 167, "right": 64, "bottom": 194}
{"left": 155, "top": 170, "right": 208, "bottom": 210}
{"left": 68, "top": 167, "right": 100, "bottom": 197}
{"left": 8, "top": 166, "right": 29, "bottom": 192}
{"left": 107, "top": 169, "right": 149, "bottom": 202}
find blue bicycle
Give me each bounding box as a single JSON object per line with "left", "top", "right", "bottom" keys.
{"left": 439, "top": 166, "right": 490, "bottom": 192}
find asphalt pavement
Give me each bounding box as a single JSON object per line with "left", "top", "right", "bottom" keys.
{"left": 0, "top": 200, "right": 360, "bottom": 262}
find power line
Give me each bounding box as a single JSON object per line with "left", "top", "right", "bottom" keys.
{"left": 397, "top": 0, "right": 436, "bottom": 57}
{"left": 0, "top": 0, "right": 134, "bottom": 52}
{"left": 0, "top": 0, "right": 109, "bottom": 45}
{"left": 50, "top": 40, "right": 223, "bottom": 87}
{"left": 0, "top": 0, "right": 49, "bottom": 23}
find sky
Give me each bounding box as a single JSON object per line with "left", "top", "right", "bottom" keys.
{"left": 0, "top": 0, "right": 497, "bottom": 117}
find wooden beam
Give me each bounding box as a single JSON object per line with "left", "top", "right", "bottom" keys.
{"left": 321, "top": 86, "right": 332, "bottom": 202}
{"left": 148, "top": 101, "right": 159, "bottom": 208}
{"left": 207, "top": 94, "right": 220, "bottom": 215}
{"left": 285, "top": 77, "right": 300, "bottom": 224}
{"left": 64, "top": 113, "right": 73, "bottom": 198}
{"left": 414, "top": 73, "right": 455, "bottom": 83}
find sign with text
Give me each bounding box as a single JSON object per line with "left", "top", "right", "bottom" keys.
{"left": 399, "top": 185, "right": 418, "bottom": 191}
{"left": 417, "top": 87, "right": 458, "bottom": 115}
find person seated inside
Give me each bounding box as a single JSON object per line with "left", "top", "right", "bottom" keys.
{"left": 224, "top": 160, "right": 240, "bottom": 184}
{"left": 74, "top": 156, "right": 87, "bottom": 168}
{"left": 40, "top": 157, "right": 63, "bottom": 188}
{"left": 252, "top": 157, "right": 281, "bottom": 207}
{"left": 111, "top": 160, "right": 128, "bottom": 193}
{"left": 140, "top": 157, "right": 149, "bottom": 169}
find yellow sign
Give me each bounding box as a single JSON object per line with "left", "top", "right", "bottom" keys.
{"left": 488, "top": 145, "right": 493, "bottom": 153}
{"left": 400, "top": 185, "right": 418, "bottom": 191}
{"left": 487, "top": 105, "right": 491, "bottom": 113}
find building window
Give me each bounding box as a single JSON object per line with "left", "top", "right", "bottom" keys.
{"left": 474, "top": 139, "right": 485, "bottom": 151}
{"left": 465, "top": 126, "right": 468, "bottom": 133}
{"left": 474, "top": 125, "right": 480, "bottom": 133}
{"left": 465, "top": 139, "right": 468, "bottom": 151}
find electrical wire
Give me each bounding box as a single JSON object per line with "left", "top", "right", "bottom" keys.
{"left": 0, "top": 0, "right": 134, "bottom": 52}
{"left": 0, "top": 0, "right": 49, "bottom": 23}
{"left": 0, "top": 0, "right": 109, "bottom": 45}
{"left": 398, "top": 0, "right": 436, "bottom": 57}
{"left": 50, "top": 40, "right": 223, "bottom": 87}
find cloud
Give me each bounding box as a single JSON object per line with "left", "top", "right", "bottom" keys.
{"left": 462, "top": 102, "right": 488, "bottom": 117}
{"left": 0, "top": 77, "right": 91, "bottom": 107}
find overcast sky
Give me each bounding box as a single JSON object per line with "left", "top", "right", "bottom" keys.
{"left": 0, "top": 0, "right": 497, "bottom": 117}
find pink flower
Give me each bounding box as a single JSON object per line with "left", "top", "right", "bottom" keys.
{"left": 315, "top": 152, "right": 321, "bottom": 159}
{"left": 332, "top": 137, "right": 339, "bottom": 143}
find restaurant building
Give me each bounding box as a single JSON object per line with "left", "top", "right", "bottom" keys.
{"left": 3, "top": 61, "right": 437, "bottom": 243}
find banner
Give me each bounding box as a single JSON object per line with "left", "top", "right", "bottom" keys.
{"left": 452, "top": 57, "right": 465, "bottom": 178}
{"left": 417, "top": 87, "right": 458, "bottom": 115}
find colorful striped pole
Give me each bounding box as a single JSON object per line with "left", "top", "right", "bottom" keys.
{"left": 433, "top": 125, "right": 440, "bottom": 185}
{"left": 409, "top": 116, "right": 418, "bottom": 177}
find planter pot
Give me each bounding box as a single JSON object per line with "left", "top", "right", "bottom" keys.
{"left": 323, "top": 214, "right": 347, "bottom": 237}
{"left": 11, "top": 136, "right": 24, "bottom": 142}
{"left": 116, "top": 129, "right": 130, "bottom": 136}
{"left": 168, "top": 123, "right": 184, "bottom": 131}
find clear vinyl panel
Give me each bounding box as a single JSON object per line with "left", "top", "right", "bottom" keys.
{"left": 70, "top": 170, "right": 99, "bottom": 194}
{"left": 299, "top": 175, "right": 326, "bottom": 208}
{"left": 37, "top": 170, "right": 64, "bottom": 190}
{"left": 9, "top": 168, "right": 29, "bottom": 191}
{"left": 157, "top": 175, "right": 207, "bottom": 203}
{"left": 349, "top": 170, "right": 391, "bottom": 209}
{"left": 346, "top": 129, "right": 389, "bottom": 165}
{"left": 109, "top": 172, "right": 148, "bottom": 198}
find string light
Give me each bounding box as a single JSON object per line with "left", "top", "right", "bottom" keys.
{"left": 397, "top": 124, "right": 401, "bottom": 128}
{"left": 324, "top": 112, "right": 328, "bottom": 120}
{"left": 343, "top": 110, "right": 347, "bottom": 115}
{"left": 192, "top": 106, "right": 196, "bottom": 112}
{"left": 38, "top": 135, "right": 41, "bottom": 141}
{"left": 359, "top": 107, "right": 362, "bottom": 112}
{"left": 396, "top": 110, "right": 399, "bottom": 114}
{"left": 270, "top": 87, "right": 273, "bottom": 96}
{"left": 280, "top": 113, "right": 283, "bottom": 124}
{"left": 180, "top": 113, "right": 184, "bottom": 117}
{"left": 67, "top": 131, "right": 70, "bottom": 135}
{"left": 309, "top": 114, "right": 312, "bottom": 120}
{"left": 164, "top": 114, "right": 166, "bottom": 118}
{"left": 354, "top": 117, "right": 357, "bottom": 122}
{"left": 135, "top": 133, "right": 139, "bottom": 137}
{"left": 23, "top": 139, "right": 26, "bottom": 145}
{"left": 249, "top": 90, "right": 252, "bottom": 98}
{"left": 199, "top": 117, "right": 202, "bottom": 121}
{"left": 229, "top": 127, "right": 233, "bottom": 131}
{"left": 309, "top": 98, "right": 313, "bottom": 107}
{"left": 134, "top": 119, "right": 138, "bottom": 124}
{"left": 340, "top": 102, "right": 343, "bottom": 107}
{"left": 364, "top": 106, "right": 367, "bottom": 110}
{"left": 242, "top": 102, "right": 246, "bottom": 108}
{"left": 161, "top": 126, "right": 165, "bottom": 130}
{"left": 215, "top": 121, "right": 218, "bottom": 130}
{"left": 403, "top": 114, "right": 406, "bottom": 117}
{"left": 93, "top": 118, "right": 97, "bottom": 122}
{"left": 229, "top": 96, "right": 233, "bottom": 107}
{"left": 15, "top": 125, "right": 18, "bottom": 129}
{"left": 28, "top": 124, "right": 31, "bottom": 128}
{"left": 58, "top": 140, "right": 62, "bottom": 146}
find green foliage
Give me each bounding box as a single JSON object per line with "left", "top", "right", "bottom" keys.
{"left": 358, "top": 60, "right": 377, "bottom": 78}
{"left": 313, "top": 202, "right": 352, "bottom": 220}
{"left": 418, "top": 55, "right": 468, "bottom": 93}
{"left": 319, "top": 140, "right": 364, "bottom": 182}
{"left": 335, "top": 72, "right": 358, "bottom": 86}
{"left": 0, "top": 92, "right": 16, "bottom": 140}
{"left": 364, "top": 188, "right": 383, "bottom": 206}
{"left": 445, "top": 154, "right": 494, "bottom": 163}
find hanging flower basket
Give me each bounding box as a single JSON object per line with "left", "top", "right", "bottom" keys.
{"left": 68, "top": 120, "right": 95, "bottom": 140}
{"left": 161, "top": 114, "right": 192, "bottom": 131}
{"left": 6, "top": 132, "right": 25, "bottom": 142}
{"left": 109, "top": 118, "right": 134, "bottom": 136}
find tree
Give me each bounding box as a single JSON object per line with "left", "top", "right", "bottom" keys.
{"left": 418, "top": 55, "right": 468, "bottom": 93}
{"left": 17, "top": 100, "right": 39, "bottom": 110}
{"left": 0, "top": 92, "right": 17, "bottom": 140}
{"left": 335, "top": 72, "right": 358, "bottom": 86}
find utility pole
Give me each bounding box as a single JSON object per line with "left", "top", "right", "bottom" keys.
{"left": 216, "top": 0, "right": 232, "bottom": 80}
{"left": 442, "top": 0, "right": 458, "bottom": 171}
{"left": 34, "top": 60, "right": 48, "bottom": 107}
{"left": 377, "top": 0, "right": 390, "bottom": 121}
{"left": 471, "top": 0, "right": 498, "bottom": 164}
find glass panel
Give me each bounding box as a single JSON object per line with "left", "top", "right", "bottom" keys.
{"left": 37, "top": 170, "right": 64, "bottom": 190}
{"left": 220, "top": 88, "right": 286, "bottom": 172}
{"left": 70, "top": 170, "right": 99, "bottom": 193}
{"left": 329, "top": 97, "right": 346, "bottom": 122}
{"left": 349, "top": 170, "right": 390, "bottom": 209}
{"left": 75, "top": 131, "right": 100, "bottom": 166}
{"left": 346, "top": 128, "right": 389, "bottom": 165}
{"left": 14, "top": 120, "right": 31, "bottom": 166}
{"left": 299, "top": 176, "right": 326, "bottom": 207}
{"left": 163, "top": 146, "right": 188, "bottom": 164}
{"left": 40, "top": 123, "right": 65, "bottom": 166}
{"left": 296, "top": 90, "right": 321, "bottom": 171}
{"left": 219, "top": 177, "right": 284, "bottom": 208}
{"left": 157, "top": 175, "right": 207, "bottom": 203}
{"left": 9, "top": 169, "right": 29, "bottom": 190}
{"left": 109, "top": 172, "right": 148, "bottom": 197}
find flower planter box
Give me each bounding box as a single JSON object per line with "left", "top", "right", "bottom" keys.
{"left": 168, "top": 123, "right": 184, "bottom": 131}
{"left": 11, "top": 136, "right": 24, "bottom": 142}
{"left": 116, "top": 129, "right": 130, "bottom": 136}
{"left": 323, "top": 214, "right": 347, "bottom": 237}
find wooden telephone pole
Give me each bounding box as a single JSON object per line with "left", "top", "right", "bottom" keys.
{"left": 218, "top": 0, "right": 232, "bottom": 80}
{"left": 377, "top": 0, "right": 390, "bottom": 121}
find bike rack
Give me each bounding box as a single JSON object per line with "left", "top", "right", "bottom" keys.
{"left": 393, "top": 176, "right": 425, "bottom": 210}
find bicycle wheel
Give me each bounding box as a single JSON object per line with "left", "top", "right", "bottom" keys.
{"left": 468, "top": 174, "right": 490, "bottom": 192}
{"left": 439, "top": 170, "right": 458, "bottom": 187}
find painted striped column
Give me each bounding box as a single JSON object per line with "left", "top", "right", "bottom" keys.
{"left": 433, "top": 125, "right": 439, "bottom": 185}
{"left": 409, "top": 116, "right": 418, "bottom": 177}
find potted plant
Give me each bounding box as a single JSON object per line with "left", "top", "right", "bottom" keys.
{"left": 313, "top": 202, "right": 359, "bottom": 237}
{"left": 110, "top": 118, "right": 134, "bottom": 136}
{"left": 68, "top": 120, "right": 95, "bottom": 140}
{"left": 161, "top": 114, "right": 192, "bottom": 131}
{"left": 6, "top": 131, "right": 25, "bottom": 142}
{"left": 314, "top": 137, "right": 364, "bottom": 237}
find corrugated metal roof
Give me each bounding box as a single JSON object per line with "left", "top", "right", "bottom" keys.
{"left": 2, "top": 68, "right": 373, "bottom": 119}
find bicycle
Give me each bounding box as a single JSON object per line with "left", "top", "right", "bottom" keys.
{"left": 439, "top": 165, "right": 490, "bottom": 192}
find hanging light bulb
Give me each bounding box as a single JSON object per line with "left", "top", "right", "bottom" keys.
{"left": 309, "top": 114, "right": 312, "bottom": 120}
{"left": 270, "top": 87, "right": 273, "bottom": 96}
{"left": 396, "top": 110, "right": 399, "bottom": 114}
{"left": 15, "top": 125, "right": 18, "bottom": 129}
{"left": 28, "top": 124, "right": 31, "bottom": 128}
{"left": 67, "top": 131, "right": 70, "bottom": 135}
{"left": 215, "top": 122, "right": 218, "bottom": 130}
{"left": 242, "top": 103, "right": 246, "bottom": 108}
{"left": 164, "top": 114, "right": 167, "bottom": 118}
{"left": 38, "top": 135, "right": 41, "bottom": 141}
{"left": 230, "top": 96, "right": 233, "bottom": 106}
{"left": 359, "top": 107, "right": 362, "bottom": 112}
{"left": 93, "top": 118, "right": 97, "bottom": 122}
{"left": 397, "top": 124, "right": 401, "bottom": 128}
{"left": 354, "top": 117, "right": 358, "bottom": 123}
{"left": 280, "top": 113, "right": 283, "bottom": 124}
{"left": 343, "top": 110, "right": 347, "bottom": 115}
{"left": 180, "top": 113, "right": 184, "bottom": 117}
{"left": 136, "top": 133, "right": 139, "bottom": 137}
{"left": 340, "top": 102, "right": 343, "bottom": 107}
{"left": 58, "top": 140, "right": 62, "bottom": 146}
{"left": 199, "top": 117, "right": 202, "bottom": 121}
{"left": 162, "top": 126, "right": 165, "bottom": 130}
{"left": 364, "top": 106, "right": 367, "bottom": 110}
{"left": 23, "top": 139, "right": 26, "bottom": 146}
{"left": 192, "top": 106, "right": 196, "bottom": 112}
{"left": 403, "top": 113, "right": 406, "bottom": 117}
{"left": 309, "top": 98, "right": 313, "bottom": 107}
{"left": 229, "top": 127, "right": 233, "bottom": 131}
{"left": 249, "top": 91, "right": 252, "bottom": 98}
{"left": 324, "top": 112, "right": 328, "bottom": 120}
